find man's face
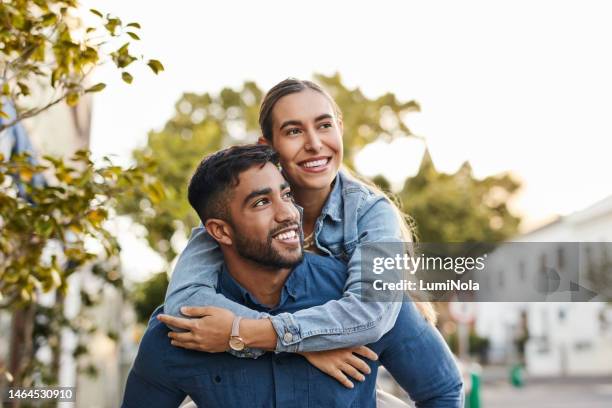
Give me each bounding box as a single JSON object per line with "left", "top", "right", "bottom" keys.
{"left": 227, "top": 162, "right": 303, "bottom": 268}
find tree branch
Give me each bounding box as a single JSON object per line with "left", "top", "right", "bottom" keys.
{"left": 0, "top": 94, "right": 67, "bottom": 132}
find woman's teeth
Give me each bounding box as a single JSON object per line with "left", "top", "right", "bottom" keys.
{"left": 302, "top": 158, "right": 328, "bottom": 168}
{"left": 275, "top": 230, "right": 297, "bottom": 241}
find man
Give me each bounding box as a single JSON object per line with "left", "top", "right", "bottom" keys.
{"left": 122, "top": 144, "right": 462, "bottom": 407}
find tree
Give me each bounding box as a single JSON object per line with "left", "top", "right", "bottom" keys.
{"left": 0, "top": 151, "right": 163, "bottom": 388}
{"left": 400, "top": 149, "right": 521, "bottom": 243}
{"left": 0, "top": 0, "right": 163, "bottom": 396}
{"left": 0, "top": 0, "right": 163, "bottom": 131}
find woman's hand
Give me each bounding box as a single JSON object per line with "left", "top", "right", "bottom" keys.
{"left": 299, "top": 346, "right": 378, "bottom": 389}
{"left": 157, "top": 306, "right": 235, "bottom": 352}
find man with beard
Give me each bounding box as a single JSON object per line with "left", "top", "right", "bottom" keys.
{"left": 121, "top": 144, "right": 462, "bottom": 407}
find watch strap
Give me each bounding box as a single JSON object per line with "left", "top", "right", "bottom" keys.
{"left": 231, "top": 316, "right": 242, "bottom": 338}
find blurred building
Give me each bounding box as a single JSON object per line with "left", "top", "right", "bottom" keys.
{"left": 476, "top": 195, "right": 612, "bottom": 376}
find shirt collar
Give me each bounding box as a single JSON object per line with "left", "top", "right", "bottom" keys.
{"left": 218, "top": 262, "right": 306, "bottom": 311}
{"left": 318, "top": 173, "right": 343, "bottom": 223}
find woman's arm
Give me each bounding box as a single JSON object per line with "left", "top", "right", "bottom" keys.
{"left": 166, "top": 196, "right": 407, "bottom": 356}
{"left": 268, "top": 197, "right": 404, "bottom": 352}
{"left": 164, "top": 226, "right": 269, "bottom": 357}
{"left": 165, "top": 198, "right": 406, "bottom": 354}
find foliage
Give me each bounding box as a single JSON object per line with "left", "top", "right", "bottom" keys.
{"left": 0, "top": 0, "right": 163, "bottom": 131}
{"left": 0, "top": 150, "right": 163, "bottom": 309}
{"left": 400, "top": 150, "right": 521, "bottom": 243}
{"left": 131, "top": 272, "right": 169, "bottom": 324}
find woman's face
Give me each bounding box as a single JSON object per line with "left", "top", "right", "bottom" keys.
{"left": 268, "top": 89, "right": 343, "bottom": 192}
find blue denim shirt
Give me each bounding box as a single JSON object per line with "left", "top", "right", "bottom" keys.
{"left": 123, "top": 254, "right": 463, "bottom": 408}
{"left": 165, "top": 170, "right": 405, "bottom": 356}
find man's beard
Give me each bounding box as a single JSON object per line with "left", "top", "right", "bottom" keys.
{"left": 232, "top": 222, "right": 304, "bottom": 269}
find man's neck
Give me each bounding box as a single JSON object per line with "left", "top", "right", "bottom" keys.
{"left": 223, "top": 254, "right": 291, "bottom": 308}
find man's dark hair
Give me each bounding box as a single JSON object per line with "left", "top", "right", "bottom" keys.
{"left": 188, "top": 144, "right": 280, "bottom": 223}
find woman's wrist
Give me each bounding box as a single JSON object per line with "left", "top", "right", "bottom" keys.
{"left": 240, "top": 317, "right": 278, "bottom": 350}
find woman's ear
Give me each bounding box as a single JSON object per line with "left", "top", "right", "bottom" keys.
{"left": 337, "top": 117, "right": 344, "bottom": 135}
{"left": 204, "top": 219, "right": 233, "bottom": 246}
{"left": 257, "top": 136, "right": 270, "bottom": 145}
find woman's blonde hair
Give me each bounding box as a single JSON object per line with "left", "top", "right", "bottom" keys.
{"left": 341, "top": 166, "right": 437, "bottom": 324}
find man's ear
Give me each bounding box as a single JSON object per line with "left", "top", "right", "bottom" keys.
{"left": 257, "top": 136, "right": 270, "bottom": 145}
{"left": 204, "top": 218, "right": 233, "bottom": 246}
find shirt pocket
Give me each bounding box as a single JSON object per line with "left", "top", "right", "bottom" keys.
{"left": 183, "top": 368, "right": 255, "bottom": 408}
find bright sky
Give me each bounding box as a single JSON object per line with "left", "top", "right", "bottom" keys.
{"left": 86, "top": 1, "right": 612, "bottom": 278}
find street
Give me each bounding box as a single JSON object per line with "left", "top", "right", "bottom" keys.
{"left": 482, "top": 376, "right": 612, "bottom": 408}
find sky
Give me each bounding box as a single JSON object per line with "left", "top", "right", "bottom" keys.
{"left": 84, "top": 1, "right": 612, "bottom": 279}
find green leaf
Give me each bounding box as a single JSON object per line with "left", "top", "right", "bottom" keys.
{"left": 147, "top": 59, "right": 164, "bottom": 75}
{"left": 17, "top": 82, "right": 30, "bottom": 96}
{"left": 41, "top": 13, "right": 57, "bottom": 26}
{"left": 121, "top": 72, "right": 133, "bottom": 84}
{"left": 126, "top": 22, "right": 141, "bottom": 29}
{"left": 85, "top": 83, "right": 106, "bottom": 93}
{"left": 126, "top": 32, "right": 140, "bottom": 40}
{"left": 66, "top": 92, "right": 79, "bottom": 106}
{"left": 90, "top": 9, "right": 104, "bottom": 18}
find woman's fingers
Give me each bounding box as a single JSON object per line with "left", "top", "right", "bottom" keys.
{"left": 352, "top": 346, "right": 378, "bottom": 362}
{"left": 346, "top": 354, "right": 372, "bottom": 375}
{"left": 331, "top": 369, "right": 355, "bottom": 389}
{"left": 340, "top": 362, "right": 366, "bottom": 382}
{"left": 170, "top": 340, "right": 199, "bottom": 350}
{"left": 167, "top": 331, "right": 194, "bottom": 342}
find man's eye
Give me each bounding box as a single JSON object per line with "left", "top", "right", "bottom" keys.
{"left": 287, "top": 128, "right": 301, "bottom": 136}
{"left": 283, "top": 191, "right": 293, "bottom": 199}
{"left": 320, "top": 122, "right": 332, "bottom": 129}
{"left": 253, "top": 199, "right": 269, "bottom": 207}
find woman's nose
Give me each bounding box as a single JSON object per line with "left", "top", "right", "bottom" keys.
{"left": 304, "top": 130, "right": 323, "bottom": 152}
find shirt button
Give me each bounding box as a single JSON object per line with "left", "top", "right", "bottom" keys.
{"left": 283, "top": 332, "right": 293, "bottom": 343}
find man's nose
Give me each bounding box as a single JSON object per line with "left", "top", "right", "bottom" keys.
{"left": 275, "top": 199, "right": 299, "bottom": 223}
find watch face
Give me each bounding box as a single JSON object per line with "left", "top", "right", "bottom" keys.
{"left": 229, "top": 337, "right": 245, "bottom": 351}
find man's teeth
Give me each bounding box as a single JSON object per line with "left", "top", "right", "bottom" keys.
{"left": 275, "top": 230, "right": 297, "bottom": 240}
{"left": 302, "top": 158, "right": 328, "bottom": 168}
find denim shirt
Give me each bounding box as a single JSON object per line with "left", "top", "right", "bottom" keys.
{"left": 124, "top": 254, "right": 463, "bottom": 408}
{"left": 165, "top": 170, "right": 404, "bottom": 356}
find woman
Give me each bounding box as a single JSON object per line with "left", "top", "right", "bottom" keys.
{"left": 160, "top": 79, "right": 461, "bottom": 406}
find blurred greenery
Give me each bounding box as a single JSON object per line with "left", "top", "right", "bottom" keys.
{"left": 400, "top": 149, "right": 521, "bottom": 243}
{"left": 131, "top": 272, "right": 169, "bottom": 324}
{"left": 121, "top": 73, "right": 521, "bottom": 324}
